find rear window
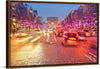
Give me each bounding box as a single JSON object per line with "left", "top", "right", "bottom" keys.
{"left": 78, "top": 32, "right": 85, "bottom": 34}
{"left": 66, "top": 33, "right": 76, "bottom": 36}
{"left": 84, "top": 30, "right": 89, "bottom": 32}
{"left": 78, "top": 32, "right": 85, "bottom": 35}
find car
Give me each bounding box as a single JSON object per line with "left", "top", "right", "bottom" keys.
{"left": 62, "top": 32, "right": 79, "bottom": 46}
{"left": 91, "top": 30, "right": 97, "bottom": 36}
{"left": 84, "top": 30, "right": 91, "bottom": 37}
{"left": 34, "top": 29, "right": 42, "bottom": 34}
{"left": 55, "top": 30, "right": 64, "bottom": 37}
{"left": 77, "top": 32, "right": 86, "bottom": 37}
{"left": 63, "top": 32, "right": 79, "bottom": 40}
{"left": 77, "top": 32, "right": 87, "bottom": 41}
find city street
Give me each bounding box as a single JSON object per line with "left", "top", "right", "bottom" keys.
{"left": 9, "top": 2, "right": 98, "bottom": 67}
{"left": 11, "top": 31, "right": 97, "bottom": 66}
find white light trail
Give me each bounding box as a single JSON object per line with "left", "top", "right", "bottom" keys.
{"left": 31, "top": 35, "right": 42, "bottom": 42}
{"left": 17, "top": 36, "right": 32, "bottom": 43}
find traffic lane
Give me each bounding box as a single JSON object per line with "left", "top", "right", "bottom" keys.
{"left": 78, "top": 37, "right": 97, "bottom": 53}
{"left": 29, "top": 35, "right": 94, "bottom": 65}
{"left": 11, "top": 35, "right": 78, "bottom": 66}
{"left": 57, "top": 36, "right": 97, "bottom": 63}
{"left": 11, "top": 33, "right": 43, "bottom": 52}
{"left": 55, "top": 37, "right": 94, "bottom": 64}
{"left": 77, "top": 37, "right": 97, "bottom": 62}
{"left": 14, "top": 36, "right": 93, "bottom": 65}
{"left": 11, "top": 38, "right": 43, "bottom": 66}
{"left": 11, "top": 33, "right": 43, "bottom": 66}
{"left": 10, "top": 35, "right": 96, "bottom": 66}
{"left": 87, "top": 37, "right": 97, "bottom": 49}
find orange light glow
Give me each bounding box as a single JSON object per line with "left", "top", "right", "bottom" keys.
{"left": 29, "top": 10, "right": 32, "bottom": 13}
{"left": 86, "top": 33, "right": 90, "bottom": 36}
{"left": 72, "top": 10, "right": 74, "bottom": 13}
{"left": 12, "top": 18, "right": 16, "bottom": 22}
{"left": 93, "top": 32, "right": 95, "bottom": 35}
{"left": 76, "top": 34, "right": 79, "bottom": 37}
{"left": 18, "top": 36, "right": 32, "bottom": 43}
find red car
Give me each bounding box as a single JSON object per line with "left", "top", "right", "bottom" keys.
{"left": 62, "top": 32, "right": 79, "bottom": 46}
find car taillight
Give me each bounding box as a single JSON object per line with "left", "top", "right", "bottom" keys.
{"left": 65, "top": 41, "right": 67, "bottom": 44}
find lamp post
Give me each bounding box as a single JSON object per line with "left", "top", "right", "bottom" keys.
{"left": 29, "top": 9, "right": 32, "bottom": 13}
{"left": 12, "top": 18, "right": 17, "bottom": 37}
{"left": 71, "top": 10, "right": 74, "bottom": 28}
{"left": 35, "top": 15, "right": 38, "bottom": 28}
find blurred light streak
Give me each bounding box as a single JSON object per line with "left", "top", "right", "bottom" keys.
{"left": 15, "top": 33, "right": 19, "bottom": 36}
{"left": 44, "top": 33, "right": 46, "bottom": 36}
{"left": 89, "top": 52, "right": 97, "bottom": 58}
{"left": 21, "top": 33, "right": 28, "bottom": 36}
{"left": 76, "top": 43, "right": 97, "bottom": 62}
{"left": 10, "top": 33, "right": 19, "bottom": 37}
{"left": 31, "top": 35, "right": 42, "bottom": 42}
{"left": 18, "top": 36, "right": 32, "bottom": 43}
{"left": 33, "top": 43, "right": 42, "bottom": 54}
{"left": 10, "top": 33, "right": 28, "bottom": 37}
{"left": 84, "top": 53, "right": 97, "bottom": 62}
{"left": 10, "top": 34, "right": 13, "bottom": 37}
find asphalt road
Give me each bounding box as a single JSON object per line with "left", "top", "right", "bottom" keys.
{"left": 10, "top": 32, "right": 97, "bottom": 66}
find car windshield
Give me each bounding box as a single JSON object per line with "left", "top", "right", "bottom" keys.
{"left": 78, "top": 32, "right": 85, "bottom": 36}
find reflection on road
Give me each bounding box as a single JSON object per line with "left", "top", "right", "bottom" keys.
{"left": 10, "top": 30, "right": 97, "bottom": 66}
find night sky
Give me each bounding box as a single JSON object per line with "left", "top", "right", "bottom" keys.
{"left": 23, "top": 2, "right": 80, "bottom": 22}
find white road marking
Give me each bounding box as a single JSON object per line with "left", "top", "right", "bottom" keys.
{"left": 84, "top": 53, "right": 97, "bottom": 62}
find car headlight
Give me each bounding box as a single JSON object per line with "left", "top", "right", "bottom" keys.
{"left": 56, "top": 33, "right": 58, "bottom": 34}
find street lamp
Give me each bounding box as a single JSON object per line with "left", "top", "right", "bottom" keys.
{"left": 35, "top": 15, "right": 38, "bottom": 28}
{"left": 29, "top": 10, "right": 32, "bottom": 13}
{"left": 12, "top": 18, "right": 16, "bottom": 22}
{"left": 72, "top": 10, "right": 74, "bottom": 13}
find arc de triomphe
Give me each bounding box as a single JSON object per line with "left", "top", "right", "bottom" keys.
{"left": 47, "top": 17, "right": 58, "bottom": 29}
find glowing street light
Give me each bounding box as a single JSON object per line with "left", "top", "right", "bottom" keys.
{"left": 72, "top": 10, "right": 74, "bottom": 13}
{"left": 29, "top": 10, "right": 32, "bottom": 13}
{"left": 12, "top": 18, "right": 16, "bottom": 22}
{"left": 35, "top": 15, "right": 38, "bottom": 20}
